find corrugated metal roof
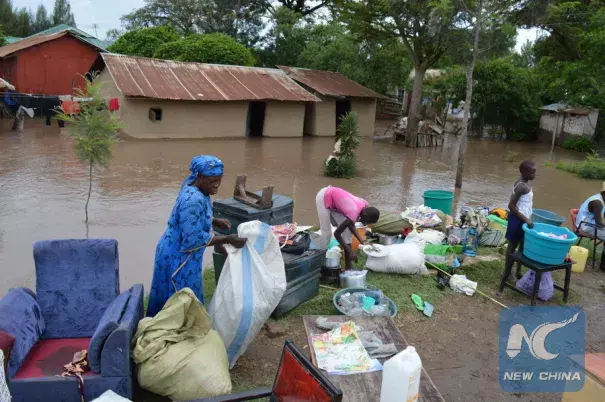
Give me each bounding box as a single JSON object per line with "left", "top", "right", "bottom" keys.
{"left": 563, "top": 107, "right": 593, "bottom": 116}
{"left": 0, "top": 31, "right": 67, "bottom": 57}
{"left": 101, "top": 54, "right": 320, "bottom": 102}
{"left": 0, "top": 29, "right": 106, "bottom": 58}
{"left": 6, "top": 37, "right": 22, "bottom": 44}
{"left": 541, "top": 103, "right": 569, "bottom": 112}
{"left": 278, "top": 65, "right": 383, "bottom": 98}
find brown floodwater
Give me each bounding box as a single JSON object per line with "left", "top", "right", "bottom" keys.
{"left": 0, "top": 120, "right": 597, "bottom": 295}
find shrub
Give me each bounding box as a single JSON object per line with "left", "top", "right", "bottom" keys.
{"left": 154, "top": 33, "right": 255, "bottom": 66}
{"left": 324, "top": 157, "right": 357, "bottom": 179}
{"left": 556, "top": 155, "right": 605, "bottom": 179}
{"left": 324, "top": 112, "right": 361, "bottom": 179}
{"left": 562, "top": 137, "right": 595, "bottom": 153}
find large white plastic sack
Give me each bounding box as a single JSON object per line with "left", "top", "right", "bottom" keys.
{"left": 91, "top": 391, "right": 131, "bottom": 402}
{"left": 208, "top": 221, "right": 286, "bottom": 368}
{"left": 364, "top": 243, "right": 428, "bottom": 275}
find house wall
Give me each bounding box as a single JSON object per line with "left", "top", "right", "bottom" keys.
{"left": 309, "top": 96, "right": 336, "bottom": 137}
{"left": 352, "top": 98, "right": 377, "bottom": 137}
{"left": 539, "top": 110, "right": 600, "bottom": 145}
{"left": 263, "top": 101, "right": 305, "bottom": 137}
{"left": 4, "top": 35, "right": 100, "bottom": 95}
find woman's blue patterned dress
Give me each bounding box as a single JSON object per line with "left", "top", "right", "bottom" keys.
{"left": 147, "top": 185, "right": 213, "bottom": 317}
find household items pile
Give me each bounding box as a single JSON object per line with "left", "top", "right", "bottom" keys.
{"left": 401, "top": 205, "right": 442, "bottom": 227}
{"left": 208, "top": 221, "right": 286, "bottom": 368}
{"left": 311, "top": 321, "right": 382, "bottom": 375}
{"left": 334, "top": 287, "right": 397, "bottom": 318}
{"left": 132, "top": 288, "right": 232, "bottom": 400}
{"left": 314, "top": 318, "right": 398, "bottom": 359}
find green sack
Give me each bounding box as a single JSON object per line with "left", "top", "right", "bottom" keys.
{"left": 372, "top": 211, "right": 412, "bottom": 235}
{"left": 424, "top": 244, "right": 456, "bottom": 269}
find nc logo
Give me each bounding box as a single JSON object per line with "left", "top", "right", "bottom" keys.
{"left": 506, "top": 312, "right": 580, "bottom": 361}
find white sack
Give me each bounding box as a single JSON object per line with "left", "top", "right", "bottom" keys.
{"left": 208, "top": 221, "right": 286, "bottom": 368}
{"left": 450, "top": 274, "right": 477, "bottom": 296}
{"left": 363, "top": 243, "right": 428, "bottom": 275}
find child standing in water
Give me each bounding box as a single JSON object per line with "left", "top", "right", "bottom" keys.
{"left": 504, "top": 160, "right": 536, "bottom": 278}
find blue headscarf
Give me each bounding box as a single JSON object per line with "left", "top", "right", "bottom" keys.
{"left": 182, "top": 155, "right": 224, "bottom": 189}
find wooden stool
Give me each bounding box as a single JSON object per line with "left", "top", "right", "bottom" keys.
{"left": 498, "top": 252, "right": 572, "bottom": 306}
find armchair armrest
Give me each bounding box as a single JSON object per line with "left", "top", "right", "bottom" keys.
{"left": 100, "top": 284, "right": 144, "bottom": 377}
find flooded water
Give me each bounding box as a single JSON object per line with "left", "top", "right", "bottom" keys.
{"left": 0, "top": 120, "right": 597, "bottom": 294}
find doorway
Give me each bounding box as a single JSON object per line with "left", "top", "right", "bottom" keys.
{"left": 247, "top": 101, "right": 266, "bottom": 137}
{"left": 335, "top": 99, "right": 351, "bottom": 129}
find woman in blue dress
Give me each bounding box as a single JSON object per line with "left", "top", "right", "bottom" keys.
{"left": 147, "top": 155, "right": 246, "bottom": 317}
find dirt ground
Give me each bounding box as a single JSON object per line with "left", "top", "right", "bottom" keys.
{"left": 228, "top": 268, "right": 604, "bottom": 402}
{"left": 137, "top": 260, "right": 605, "bottom": 402}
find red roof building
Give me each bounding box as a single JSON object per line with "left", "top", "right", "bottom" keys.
{"left": 0, "top": 29, "right": 105, "bottom": 95}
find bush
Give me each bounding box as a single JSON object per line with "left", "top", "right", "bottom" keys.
{"left": 556, "top": 155, "right": 605, "bottom": 179}
{"left": 107, "top": 27, "right": 180, "bottom": 58}
{"left": 324, "top": 157, "right": 357, "bottom": 179}
{"left": 324, "top": 112, "right": 361, "bottom": 179}
{"left": 562, "top": 137, "right": 595, "bottom": 153}
{"left": 154, "top": 33, "right": 255, "bottom": 66}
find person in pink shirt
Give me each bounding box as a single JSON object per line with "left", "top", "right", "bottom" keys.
{"left": 316, "top": 186, "right": 380, "bottom": 269}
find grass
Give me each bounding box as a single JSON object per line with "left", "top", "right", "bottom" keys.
{"left": 555, "top": 154, "right": 605, "bottom": 180}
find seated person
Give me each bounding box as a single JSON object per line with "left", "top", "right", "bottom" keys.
{"left": 576, "top": 182, "right": 605, "bottom": 238}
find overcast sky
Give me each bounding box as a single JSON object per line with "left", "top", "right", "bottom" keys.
{"left": 14, "top": 0, "right": 539, "bottom": 50}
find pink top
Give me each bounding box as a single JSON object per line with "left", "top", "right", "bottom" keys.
{"left": 323, "top": 187, "right": 369, "bottom": 222}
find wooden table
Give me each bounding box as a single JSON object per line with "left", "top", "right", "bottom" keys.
{"left": 302, "top": 315, "right": 444, "bottom": 402}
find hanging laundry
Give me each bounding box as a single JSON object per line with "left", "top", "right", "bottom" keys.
{"left": 108, "top": 98, "right": 120, "bottom": 112}
{"left": 61, "top": 101, "right": 80, "bottom": 115}
{"left": 3, "top": 91, "right": 17, "bottom": 107}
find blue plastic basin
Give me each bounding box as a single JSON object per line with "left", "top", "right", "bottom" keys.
{"left": 531, "top": 209, "right": 565, "bottom": 227}
{"left": 522, "top": 223, "right": 577, "bottom": 265}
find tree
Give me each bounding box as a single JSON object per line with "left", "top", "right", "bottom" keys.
{"left": 0, "top": 28, "right": 6, "bottom": 46}
{"left": 258, "top": 0, "right": 331, "bottom": 16}
{"left": 105, "top": 28, "right": 123, "bottom": 42}
{"left": 55, "top": 73, "right": 123, "bottom": 232}
{"left": 340, "top": 0, "right": 461, "bottom": 147}
{"left": 108, "top": 26, "right": 180, "bottom": 58}
{"left": 11, "top": 7, "right": 33, "bottom": 37}
{"left": 33, "top": 4, "right": 52, "bottom": 33}
{"left": 121, "top": 0, "right": 264, "bottom": 45}
{"left": 51, "top": 0, "right": 76, "bottom": 27}
{"left": 0, "top": 0, "right": 15, "bottom": 36}
{"left": 154, "top": 33, "right": 256, "bottom": 66}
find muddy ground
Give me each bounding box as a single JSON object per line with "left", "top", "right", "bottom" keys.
{"left": 137, "top": 260, "right": 605, "bottom": 402}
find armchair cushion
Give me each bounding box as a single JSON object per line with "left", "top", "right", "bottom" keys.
{"left": 0, "top": 288, "right": 45, "bottom": 379}
{"left": 89, "top": 290, "right": 131, "bottom": 373}
{"left": 34, "top": 239, "right": 120, "bottom": 339}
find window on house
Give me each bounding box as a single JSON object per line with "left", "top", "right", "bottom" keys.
{"left": 149, "top": 108, "right": 163, "bottom": 122}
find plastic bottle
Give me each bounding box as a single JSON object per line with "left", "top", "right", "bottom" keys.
{"left": 380, "top": 346, "right": 422, "bottom": 402}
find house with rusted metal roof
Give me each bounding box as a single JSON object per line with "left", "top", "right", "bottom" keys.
{"left": 0, "top": 25, "right": 106, "bottom": 95}
{"left": 93, "top": 54, "right": 320, "bottom": 139}
{"left": 539, "top": 103, "right": 600, "bottom": 145}
{"left": 278, "top": 66, "right": 383, "bottom": 137}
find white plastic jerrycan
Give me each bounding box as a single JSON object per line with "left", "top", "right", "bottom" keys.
{"left": 380, "top": 346, "right": 422, "bottom": 402}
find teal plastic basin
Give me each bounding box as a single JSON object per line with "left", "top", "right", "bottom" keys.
{"left": 423, "top": 190, "right": 454, "bottom": 215}
{"left": 333, "top": 287, "right": 398, "bottom": 318}
{"left": 522, "top": 223, "right": 577, "bottom": 265}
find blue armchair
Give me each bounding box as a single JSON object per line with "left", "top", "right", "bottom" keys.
{"left": 0, "top": 239, "right": 144, "bottom": 401}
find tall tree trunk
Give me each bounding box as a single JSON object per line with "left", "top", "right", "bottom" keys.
{"left": 406, "top": 65, "right": 427, "bottom": 148}
{"left": 85, "top": 160, "right": 92, "bottom": 225}
{"left": 455, "top": 15, "right": 482, "bottom": 189}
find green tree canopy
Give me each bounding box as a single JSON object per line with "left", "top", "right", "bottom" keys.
{"left": 428, "top": 57, "right": 542, "bottom": 139}
{"left": 108, "top": 26, "right": 181, "bottom": 58}
{"left": 153, "top": 33, "right": 256, "bottom": 66}
{"left": 33, "top": 4, "right": 52, "bottom": 33}
{"left": 51, "top": 0, "right": 76, "bottom": 27}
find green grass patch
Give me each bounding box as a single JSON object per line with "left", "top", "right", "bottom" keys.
{"left": 562, "top": 137, "right": 595, "bottom": 153}
{"left": 555, "top": 154, "right": 605, "bottom": 180}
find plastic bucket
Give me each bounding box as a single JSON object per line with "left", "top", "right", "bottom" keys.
{"left": 423, "top": 190, "right": 454, "bottom": 215}
{"left": 351, "top": 223, "right": 366, "bottom": 251}
{"left": 522, "top": 223, "right": 577, "bottom": 265}
{"left": 531, "top": 209, "right": 565, "bottom": 227}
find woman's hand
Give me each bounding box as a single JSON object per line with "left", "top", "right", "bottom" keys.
{"left": 213, "top": 218, "right": 232, "bottom": 231}
{"left": 228, "top": 235, "right": 247, "bottom": 249}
